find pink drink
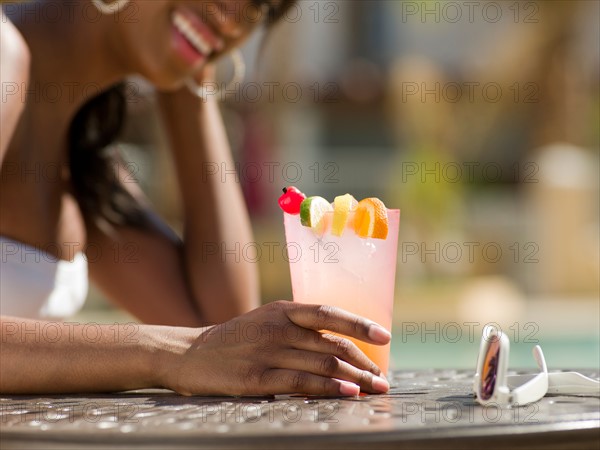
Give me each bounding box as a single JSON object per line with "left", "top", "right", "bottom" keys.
{"left": 283, "top": 210, "right": 400, "bottom": 375}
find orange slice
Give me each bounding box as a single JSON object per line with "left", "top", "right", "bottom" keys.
{"left": 353, "top": 198, "right": 389, "bottom": 239}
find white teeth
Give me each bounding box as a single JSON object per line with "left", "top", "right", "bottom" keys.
{"left": 172, "top": 12, "right": 212, "bottom": 56}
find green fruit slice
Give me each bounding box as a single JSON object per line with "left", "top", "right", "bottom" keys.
{"left": 300, "top": 196, "right": 333, "bottom": 230}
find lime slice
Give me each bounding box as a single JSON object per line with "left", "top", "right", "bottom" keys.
{"left": 331, "top": 194, "right": 358, "bottom": 237}
{"left": 300, "top": 196, "right": 333, "bottom": 232}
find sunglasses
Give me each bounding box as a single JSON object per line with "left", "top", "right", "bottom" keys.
{"left": 474, "top": 325, "right": 599, "bottom": 407}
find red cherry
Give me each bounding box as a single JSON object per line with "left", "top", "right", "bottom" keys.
{"left": 278, "top": 186, "right": 306, "bottom": 215}
{"left": 285, "top": 186, "right": 302, "bottom": 194}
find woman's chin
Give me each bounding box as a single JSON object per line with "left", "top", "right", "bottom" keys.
{"left": 141, "top": 70, "right": 192, "bottom": 93}
{"left": 151, "top": 63, "right": 207, "bottom": 92}
{"left": 155, "top": 78, "right": 187, "bottom": 92}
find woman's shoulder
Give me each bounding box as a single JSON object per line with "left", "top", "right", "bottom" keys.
{"left": 1, "top": 11, "right": 31, "bottom": 160}
{"left": 0, "top": 11, "right": 31, "bottom": 79}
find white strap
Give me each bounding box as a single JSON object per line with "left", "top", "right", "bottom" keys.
{"left": 508, "top": 372, "right": 600, "bottom": 395}
{"left": 509, "top": 346, "right": 548, "bottom": 405}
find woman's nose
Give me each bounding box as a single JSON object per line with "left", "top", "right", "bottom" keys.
{"left": 207, "top": 0, "right": 262, "bottom": 40}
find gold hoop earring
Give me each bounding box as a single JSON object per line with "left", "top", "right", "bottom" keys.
{"left": 185, "top": 50, "right": 246, "bottom": 101}
{"left": 92, "top": 0, "right": 130, "bottom": 15}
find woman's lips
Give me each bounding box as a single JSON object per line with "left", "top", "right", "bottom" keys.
{"left": 170, "top": 8, "right": 224, "bottom": 66}
{"left": 171, "top": 24, "right": 206, "bottom": 66}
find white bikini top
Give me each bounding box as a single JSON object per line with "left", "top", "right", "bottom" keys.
{"left": 0, "top": 236, "right": 88, "bottom": 319}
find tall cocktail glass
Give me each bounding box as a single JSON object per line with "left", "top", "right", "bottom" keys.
{"left": 283, "top": 209, "right": 400, "bottom": 375}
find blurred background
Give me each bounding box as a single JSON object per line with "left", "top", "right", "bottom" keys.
{"left": 80, "top": 0, "right": 599, "bottom": 371}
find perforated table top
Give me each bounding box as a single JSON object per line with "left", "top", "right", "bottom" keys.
{"left": 1, "top": 369, "right": 598, "bottom": 449}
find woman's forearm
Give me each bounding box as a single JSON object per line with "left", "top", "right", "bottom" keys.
{"left": 0, "top": 316, "right": 193, "bottom": 394}
{"left": 1, "top": 302, "right": 393, "bottom": 396}
{"left": 158, "top": 93, "right": 260, "bottom": 324}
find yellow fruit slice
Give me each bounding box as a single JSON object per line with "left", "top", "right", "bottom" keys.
{"left": 331, "top": 194, "right": 358, "bottom": 237}
{"left": 300, "top": 196, "right": 333, "bottom": 232}
{"left": 353, "top": 198, "right": 389, "bottom": 239}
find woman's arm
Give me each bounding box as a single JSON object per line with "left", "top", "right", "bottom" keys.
{"left": 1, "top": 303, "right": 391, "bottom": 395}
{"left": 86, "top": 84, "right": 258, "bottom": 327}
{"left": 0, "top": 315, "right": 184, "bottom": 394}
{"left": 0, "top": 13, "right": 30, "bottom": 162}
{"left": 156, "top": 82, "right": 260, "bottom": 324}
{"left": 85, "top": 216, "right": 207, "bottom": 327}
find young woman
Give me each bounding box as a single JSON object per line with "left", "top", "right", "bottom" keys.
{"left": 0, "top": 0, "right": 391, "bottom": 396}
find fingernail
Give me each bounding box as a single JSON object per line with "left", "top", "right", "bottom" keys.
{"left": 372, "top": 375, "right": 390, "bottom": 393}
{"left": 339, "top": 381, "right": 360, "bottom": 396}
{"left": 368, "top": 324, "right": 391, "bottom": 343}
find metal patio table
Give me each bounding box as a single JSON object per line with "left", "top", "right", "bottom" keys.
{"left": 1, "top": 369, "right": 599, "bottom": 449}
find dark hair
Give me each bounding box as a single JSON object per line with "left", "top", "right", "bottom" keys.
{"left": 68, "top": 0, "right": 296, "bottom": 228}
{"left": 68, "top": 84, "right": 148, "bottom": 228}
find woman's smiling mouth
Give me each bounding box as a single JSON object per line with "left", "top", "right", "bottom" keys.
{"left": 171, "top": 7, "right": 224, "bottom": 65}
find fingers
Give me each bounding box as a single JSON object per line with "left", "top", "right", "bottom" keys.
{"left": 293, "top": 329, "right": 383, "bottom": 376}
{"left": 276, "top": 349, "right": 389, "bottom": 394}
{"left": 282, "top": 303, "right": 391, "bottom": 345}
{"left": 258, "top": 369, "right": 362, "bottom": 396}
{"left": 193, "top": 63, "right": 216, "bottom": 82}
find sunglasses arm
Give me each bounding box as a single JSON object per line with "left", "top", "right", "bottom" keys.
{"left": 508, "top": 371, "right": 600, "bottom": 395}
{"left": 508, "top": 346, "right": 549, "bottom": 406}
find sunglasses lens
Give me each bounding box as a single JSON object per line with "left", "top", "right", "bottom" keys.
{"left": 480, "top": 338, "right": 500, "bottom": 400}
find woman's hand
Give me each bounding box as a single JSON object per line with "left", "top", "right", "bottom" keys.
{"left": 160, "top": 301, "right": 391, "bottom": 396}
